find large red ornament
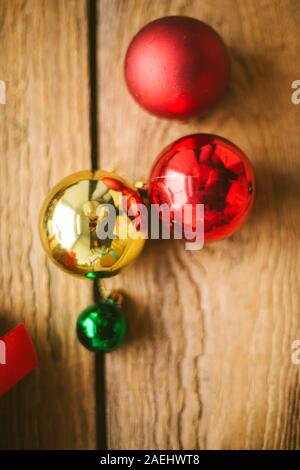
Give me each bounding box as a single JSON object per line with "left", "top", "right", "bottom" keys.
{"left": 149, "top": 134, "right": 255, "bottom": 242}
{"left": 124, "top": 16, "right": 230, "bottom": 119}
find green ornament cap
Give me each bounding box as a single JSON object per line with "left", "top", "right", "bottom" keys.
{"left": 76, "top": 299, "right": 127, "bottom": 353}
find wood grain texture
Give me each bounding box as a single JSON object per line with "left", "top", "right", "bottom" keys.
{"left": 0, "top": 0, "right": 96, "bottom": 449}
{"left": 98, "top": 0, "right": 300, "bottom": 449}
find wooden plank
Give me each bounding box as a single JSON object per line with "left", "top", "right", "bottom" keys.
{"left": 0, "top": 0, "right": 96, "bottom": 449}
{"left": 98, "top": 0, "right": 300, "bottom": 449}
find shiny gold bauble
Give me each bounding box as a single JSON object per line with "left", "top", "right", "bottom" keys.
{"left": 39, "top": 170, "right": 145, "bottom": 279}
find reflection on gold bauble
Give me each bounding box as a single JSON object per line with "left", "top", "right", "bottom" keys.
{"left": 39, "top": 170, "right": 145, "bottom": 278}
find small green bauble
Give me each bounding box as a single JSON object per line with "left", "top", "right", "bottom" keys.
{"left": 76, "top": 299, "right": 126, "bottom": 352}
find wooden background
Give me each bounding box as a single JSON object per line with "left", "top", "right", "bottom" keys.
{"left": 1, "top": 0, "right": 300, "bottom": 450}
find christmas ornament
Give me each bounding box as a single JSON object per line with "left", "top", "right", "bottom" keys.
{"left": 39, "top": 170, "right": 145, "bottom": 279}
{"left": 124, "top": 16, "right": 230, "bottom": 119}
{"left": 39, "top": 170, "right": 145, "bottom": 353}
{"left": 0, "top": 324, "right": 38, "bottom": 397}
{"left": 77, "top": 295, "right": 126, "bottom": 353}
{"left": 149, "top": 134, "right": 255, "bottom": 242}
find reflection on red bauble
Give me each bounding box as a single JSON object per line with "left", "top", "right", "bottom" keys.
{"left": 149, "top": 134, "right": 255, "bottom": 242}
{"left": 124, "top": 16, "right": 230, "bottom": 119}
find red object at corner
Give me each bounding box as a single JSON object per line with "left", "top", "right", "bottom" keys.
{"left": 0, "top": 324, "right": 38, "bottom": 396}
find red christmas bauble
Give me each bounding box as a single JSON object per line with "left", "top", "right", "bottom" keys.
{"left": 124, "top": 16, "right": 230, "bottom": 119}
{"left": 149, "top": 134, "right": 255, "bottom": 242}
